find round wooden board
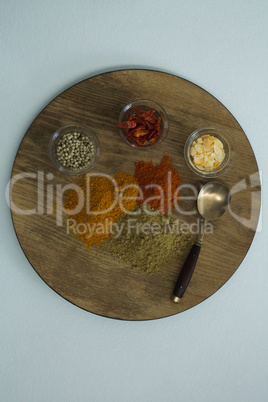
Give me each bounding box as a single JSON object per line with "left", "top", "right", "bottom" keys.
{"left": 10, "top": 69, "right": 261, "bottom": 320}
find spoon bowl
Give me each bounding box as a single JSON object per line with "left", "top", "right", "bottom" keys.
{"left": 197, "top": 182, "right": 231, "bottom": 221}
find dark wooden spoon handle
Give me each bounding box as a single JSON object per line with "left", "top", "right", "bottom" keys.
{"left": 172, "top": 242, "right": 202, "bottom": 302}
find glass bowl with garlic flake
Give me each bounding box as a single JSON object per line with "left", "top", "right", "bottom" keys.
{"left": 184, "top": 126, "right": 235, "bottom": 178}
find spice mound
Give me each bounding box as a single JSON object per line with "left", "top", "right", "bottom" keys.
{"left": 117, "top": 108, "right": 162, "bottom": 146}
{"left": 102, "top": 206, "right": 193, "bottom": 275}
{"left": 190, "top": 135, "right": 225, "bottom": 171}
{"left": 134, "top": 155, "right": 182, "bottom": 213}
{"left": 56, "top": 131, "right": 95, "bottom": 171}
{"left": 64, "top": 172, "right": 138, "bottom": 249}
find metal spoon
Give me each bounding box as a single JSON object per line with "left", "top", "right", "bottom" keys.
{"left": 172, "top": 182, "right": 231, "bottom": 303}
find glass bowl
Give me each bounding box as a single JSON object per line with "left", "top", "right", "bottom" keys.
{"left": 48, "top": 124, "right": 100, "bottom": 175}
{"left": 118, "top": 99, "right": 169, "bottom": 149}
{"left": 184, "top": 126, "right": 235, "bottom": 178}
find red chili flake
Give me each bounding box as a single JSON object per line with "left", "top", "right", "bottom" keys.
{"left": 133, "top": 129, "right": 150, "bottom": 138}
{"left": 133, "top": 108, "right": 145, "bottom": 117}
{"left": 117, "top": 120, "right": 137, "bottom": 129}
{"left": 127, "top": 125, "right": 146, "bottom": 137}
{"left": 143, "top": 110, "right": 156, "bottom": 120}
{"left": 117, "top": 108, "right": 162, "bottom": 146}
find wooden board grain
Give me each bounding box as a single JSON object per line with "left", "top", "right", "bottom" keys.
{"left": 10, "top": 69, "right": 261, "bottom": 320}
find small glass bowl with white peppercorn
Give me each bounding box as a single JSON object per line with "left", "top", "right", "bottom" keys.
{"left": 48, "top": 124, "right": 100, "bottom": 175}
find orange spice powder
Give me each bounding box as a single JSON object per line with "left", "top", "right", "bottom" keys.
{"left": 64, "top": 172, "right": 138, "bottom": 249}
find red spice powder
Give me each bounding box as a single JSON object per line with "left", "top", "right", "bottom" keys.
{"left": 134, "top": 155, "right": 182, "bottom": 213}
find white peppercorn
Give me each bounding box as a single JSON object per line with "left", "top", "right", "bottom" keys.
{"left": 56, "top": 132, "right": 95, "bottom": 170}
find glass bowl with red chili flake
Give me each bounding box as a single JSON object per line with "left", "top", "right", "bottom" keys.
{"left": 117, "top": 99, "right": 169, "bottom": 149}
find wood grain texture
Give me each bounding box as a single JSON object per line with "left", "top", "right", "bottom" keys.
{"left": 10, "top": 69, "right": 261, "bottom": 320}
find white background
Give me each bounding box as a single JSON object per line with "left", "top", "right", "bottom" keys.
{"left": 1, "top": 1, "right": 268, "bottom": 401}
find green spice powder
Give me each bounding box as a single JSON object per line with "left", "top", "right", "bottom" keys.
{"left": 102, "top": 206, "right": 193, "bottom": 275}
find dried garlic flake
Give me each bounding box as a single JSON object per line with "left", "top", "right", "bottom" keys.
{"left": 190, "top": 135, "right": 225, "bottom": 171}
